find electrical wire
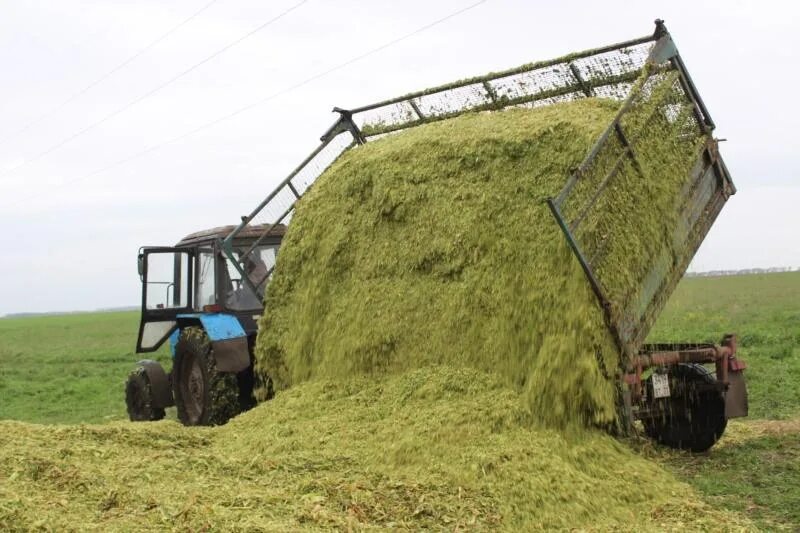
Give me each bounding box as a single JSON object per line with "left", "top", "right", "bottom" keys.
{"left": 1, "top": 0, "right": 489, "bottom": 207}
{"left": 0, "top": 0, "right": 221, "bottom": 149}
{"left": 0, "top": 0, "right": 309, "bottom": 179}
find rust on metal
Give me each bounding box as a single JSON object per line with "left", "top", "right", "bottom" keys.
{"left": 626, "top": 334, "right": 748, "bottom": 420}
{"left": 177, "top": 224, "right": 287, "bottom": 246}
{"left": 629, "top": 334, "right": 741, "bottom": 383}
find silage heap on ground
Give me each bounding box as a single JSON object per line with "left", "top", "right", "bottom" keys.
{"left": 257, "top": 99, "right": 626, "bottom": 427}
{"left": 0, "top": 367, "right": 752, "bottom": 530}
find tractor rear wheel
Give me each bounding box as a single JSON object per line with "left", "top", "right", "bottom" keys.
{"left": 643, "top": 363, "right": 727, "bottom": 452}
{"left": 173, "top": 327, "right": 242, "bottom": 426}
{"left": 125, "top": 367, "right": 166, "bottom": 422}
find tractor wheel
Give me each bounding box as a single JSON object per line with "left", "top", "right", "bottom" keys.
{"left": 643, "top": 363, "right": 727, "bottom": 452}
{"left": 173, "top": 327, "right": 242, "bottom": 426}
{"left": 125, "top": 367, "right": 166, "bottom": 422}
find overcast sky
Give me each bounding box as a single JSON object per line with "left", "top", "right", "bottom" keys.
{"left": 0, "top": 0, "right": 798, "bottom": 316}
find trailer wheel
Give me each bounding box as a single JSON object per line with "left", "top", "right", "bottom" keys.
{"left": 125, "top": 367, "right": 166, "bottom": 422}
{"left": 643, "top": 363, "right": 727, "bottom": 452}
{"left": 173, "top": 327, "right": 242, "bottom": 426}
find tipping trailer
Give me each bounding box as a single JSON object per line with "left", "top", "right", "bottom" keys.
{"left": 127, "top": 20, "right": 746, "bottom": 451}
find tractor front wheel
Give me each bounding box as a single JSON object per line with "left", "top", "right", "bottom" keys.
{"left": 125, "top": 366, "right": 166, "bottom": 422}
{"left": 173, "top": 327, "right": 242, "bottom": 426}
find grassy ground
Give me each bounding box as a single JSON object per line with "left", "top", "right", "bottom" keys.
{"left": 0, "top": 311, "right": 170, "bottom": 424}
{"left": 652, "top": 419, "right": 800, "bottom": 529}
{"left": 0, "top": 272, "right": 798, "bottom": 529}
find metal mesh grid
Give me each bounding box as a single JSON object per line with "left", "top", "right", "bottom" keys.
{"left": 592, "top": 82, "right": 634, "bottom": 101}
{"left": 221, "top": 130, "right": 353, "bottom": 286}
{"left": 244, "top": 132, "right": 354, "bottom": 230}
{"left": 549, "top": 45, "right": 731, "bottom": 354}
{"left": 355, "top": 102, "right": 418, "bottom": 134}
{"left": 571, "top": 42, "right": 652, "bottom": 82}
{"left": 571, "top": 70, "right": 706, "bottom": 274}
{"left": 289, "top": 133, "right": 353, "bottom": 198}
{"left": 354, "top": 36, "right": 657, "bottom": 137}
{"left": 220, "top": 21, "right": 732, "bottom": 365}
{"left": 281, "top": 208, "right": 295, "bottom": 226}
{"left": 490, "top": 64, "right": 574, "bottom": 101}
{"left": 255, "top": 185, "right": 296, "bottom": 225}
{"left": 413, "top": 84, "right": 491, "bottom": 116}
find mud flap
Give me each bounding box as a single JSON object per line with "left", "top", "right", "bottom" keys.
{"left": 137, "top": 359, "right": 174, "bottom": 409}
{"left": 211, "top": 337, "right": 250, "bottom": 373}
{"left": 725, "top": 370, "right": 748, "bottom": 419}
{"left": 176, "top": 313, "right": 250, "bottom": 374}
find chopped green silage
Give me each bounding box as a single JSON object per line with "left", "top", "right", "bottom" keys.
{"left": 256, "top": 99, "right": 627, "bottom": 427}
{"left": 0, "top": 367, "right": 753, "bottom": 530}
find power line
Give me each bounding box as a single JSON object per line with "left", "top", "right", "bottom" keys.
{"left": 0, "top": 0, "right": 308, "bottom": 179}
{"left": 0, "top": 0, "right": 221, "bottom": 149}
{"left": 2, "top": 0, "right": 489, "bottom": 207}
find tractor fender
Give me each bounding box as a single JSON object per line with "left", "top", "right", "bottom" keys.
{"left": 136, "top": 359, "right": 174, "bottom": 409}
{"left": 176, "top": 313, "right": 250, "bottom": 373}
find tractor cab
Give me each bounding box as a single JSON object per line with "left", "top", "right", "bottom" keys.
{"left": 136, "top": 224, "right": 285, "bottom": 353}
{"left": 126, "top": 224, "right": 285, "bottom": 425}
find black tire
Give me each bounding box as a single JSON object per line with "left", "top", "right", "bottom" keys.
{"left": 125, "top": 367, "right": 166, "bottom": 422}
{"left": 173, "top": 327, "right": 242, "bottom": 426}
{"left": 643, "top": 363, "right": 727, "bottom": 452}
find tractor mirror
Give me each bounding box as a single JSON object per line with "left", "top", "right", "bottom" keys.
{"left": 137, "top": 254, "right": 144, "bottom": 279}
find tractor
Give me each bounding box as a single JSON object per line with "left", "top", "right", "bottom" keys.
{"left": 126, "top": 224, "right": 283, "bottom": 426}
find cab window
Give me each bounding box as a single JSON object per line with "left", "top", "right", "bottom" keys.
{"left": 196, "top": 250, "right": 215, "bottom": 309}
{"left": 144, "top": 251, "right": 190, "bottom": 310}
{"left": 223, "top": 245, "right": 279, "bottom": 310}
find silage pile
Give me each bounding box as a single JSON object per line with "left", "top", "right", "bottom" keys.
{"left": 0, "top": 367, "right": 752, "bottom": 530}
{"left": 256, "top": 99, "right": 622, "bottom": 426}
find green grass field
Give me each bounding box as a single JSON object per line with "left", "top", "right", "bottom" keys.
{"left": 0, "top": 311, "right": 170, "bottom": 424}
{"left": 0, "top": 272, "right": 798, "bottom": 528}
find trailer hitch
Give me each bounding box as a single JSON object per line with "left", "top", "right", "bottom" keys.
{"left": 626, "top": 334, "right": 748, "bottom": 420}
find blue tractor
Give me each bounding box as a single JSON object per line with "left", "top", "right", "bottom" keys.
{"left": 126, "top": 224, "right": 284, "bottom": 425}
